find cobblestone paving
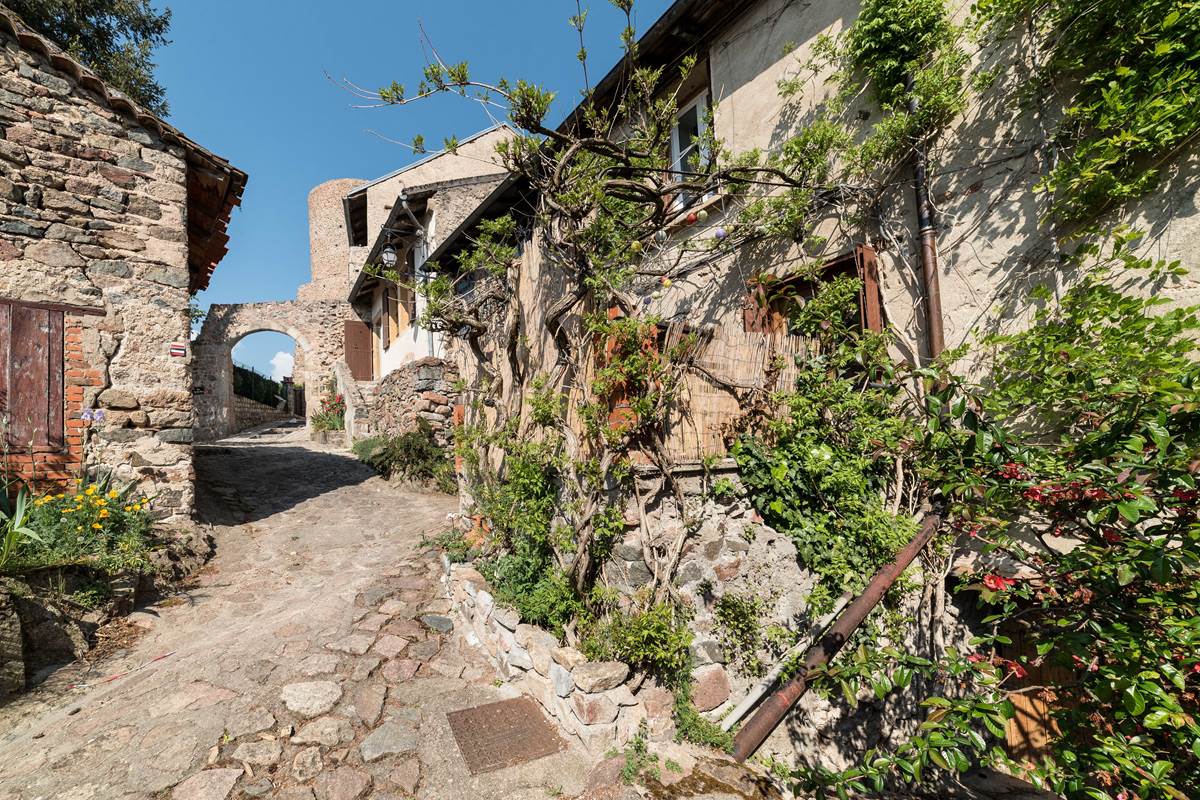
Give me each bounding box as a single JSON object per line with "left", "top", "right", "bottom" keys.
{"left": 0, "top": 424, "right": 591, "bottom": 800}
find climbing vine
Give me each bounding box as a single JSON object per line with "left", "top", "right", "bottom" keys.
{"left": 354, "top": 0, "right": 1200, "bottom": 793}
{"left": 978, "top": 0, "right": 1200, "bottom": 223}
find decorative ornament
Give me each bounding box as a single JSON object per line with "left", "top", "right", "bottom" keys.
{"left": 686, "top": 212, "right": 698, "bottom": 225}
{"left": 652, "top": 289, "right": 663, "bottom": 299}
{"left": 643, "top": 295, "right": 653, "bottom": 305}
{"left": 714, "top": 227, "right": 727, "bottom": 240}
{"left": 696, "top": 209, "right": 709, "bottom": 223}
{"left": 630, "top": 240, "right": 643, "bottom": 254}
{"left": 655, "top": 229, "right": 668, "bottom": 243}
{"left": 660, "top": 276, "right": 672, "bottom": 288}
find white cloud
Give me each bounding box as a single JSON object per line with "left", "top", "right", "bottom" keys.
{"left": 270, "top": 351, "right": 294, "bottom": 381}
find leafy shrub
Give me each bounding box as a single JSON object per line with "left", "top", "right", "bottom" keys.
{"left": 311, "top": 382, "right": 345, "bottom": 432}
{"left": 713, "top": 592, "right": 770, "bottom": 678}
{"left": 353, "top": 419, "right": 456, "bottom": 493}
{"left": 423, "top": 528, "right": 477, "bottom": 563}
{"left": 3, "top": 477, "right": 153, "bottom": 575}
{"left": 582, "top": 602, "right": 693, "bottom": 687}
{"left": 733, "top": 275, "right": 918, "bottom": 614}
{"left": 709, "top": 477, "right": 739, "bottom": 503}
{"left": 480, "top": 559, "right": 581, "bottom": 638}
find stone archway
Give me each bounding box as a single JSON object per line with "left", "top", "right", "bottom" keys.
{"left": 193, "top": 300, "right": 347, "bottom": 441}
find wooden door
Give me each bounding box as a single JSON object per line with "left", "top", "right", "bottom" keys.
{"left": 344, "top": 320, "right": 374, "bottom": 381}
{"left": 0, "top": 300, "right": 65, "bottom": 450}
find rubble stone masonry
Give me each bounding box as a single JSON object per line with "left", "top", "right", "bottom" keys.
{"left": 0, "top": 28, "right": 197, "bottom": 518}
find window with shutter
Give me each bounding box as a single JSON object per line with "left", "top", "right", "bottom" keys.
{"left": 742, "top": 245, "right": 884, "bottom": 335}
{"left": 0, "top": 299, "right": 65, "bottom": 450}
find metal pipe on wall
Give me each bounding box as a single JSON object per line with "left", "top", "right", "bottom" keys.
{"left": 731, "top": 513, "right": 942, "bottom": 761}
{"left": 906, "top": 74, "right": 946, "bottom": 360}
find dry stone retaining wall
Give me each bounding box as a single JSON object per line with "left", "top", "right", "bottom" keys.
{"left": 0, "top": 27, "right": 198, "bottom": 517}
{"left": 443, "top": 562, "right": 676, "bottom": 755}
{"left": 232, "top": 393, "right": 291, "bottom": 432}
{"left": 362, "top": 357, "right": 459, "bottom": 445}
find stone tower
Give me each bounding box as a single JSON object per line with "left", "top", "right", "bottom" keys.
{"left": 298, "top": 177, "right": 365, "bottom": 303}
{"left": 293, "top": 178, "right": 363, "bottom": 386}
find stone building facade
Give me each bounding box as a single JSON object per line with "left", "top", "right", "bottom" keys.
{"left": 0, "top": 7, "right": 245, "bottom": 519}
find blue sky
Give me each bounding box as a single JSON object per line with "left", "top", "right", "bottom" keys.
{"left": 156, "top": 0, "right": 673, "bottom": 377}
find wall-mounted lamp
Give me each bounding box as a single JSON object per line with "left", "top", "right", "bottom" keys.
{"left": 380, "top": 244, "right": 398, "bottom": 269}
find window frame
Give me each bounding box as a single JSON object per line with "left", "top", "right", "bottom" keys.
{"left": 668, "top": 90, "right": 713, "bottom": 211}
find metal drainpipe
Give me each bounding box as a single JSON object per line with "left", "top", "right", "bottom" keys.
{"left": 906, "top": 74, "right": 946, "bottom": 361}
{"left": 731, "top": 513, "right": 942, "bottom": 761}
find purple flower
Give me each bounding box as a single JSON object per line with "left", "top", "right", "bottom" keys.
{"left": 80, "top": 408, "right": 93, "bottom": 422}
{"left": 93, "top": 409, "right": 105, "bottom": 422}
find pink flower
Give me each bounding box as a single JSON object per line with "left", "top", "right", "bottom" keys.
{"left": 983, "top": 574, "right": 1016, "bottom": 591}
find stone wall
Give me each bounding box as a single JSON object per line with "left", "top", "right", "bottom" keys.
{"left": 0, "top": 27, "right": 198, "bottom": 518}
{"left": 444, "top": 562, "right": 676, "bottom": 755}
{"left": 232, "top": 393, "right": 291, "bottom": 432}
{"left": 362, "top": 357, "right": 459, "bottom": 446}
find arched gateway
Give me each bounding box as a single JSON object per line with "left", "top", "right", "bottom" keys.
{"left": 192, "top": 300, "right": 347, "bottom": 441}
{"left": 192, "top": 178, "right": 368, "bottom": 442}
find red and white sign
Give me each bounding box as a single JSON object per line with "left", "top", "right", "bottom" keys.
{"left": 169, "top": 343, "right": 188, "bottom": 357}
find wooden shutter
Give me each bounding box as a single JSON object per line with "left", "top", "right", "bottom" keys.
{"left": 0, "top": 300, "right": 65, "bottom": 449}
{"left": 344, "top": 319, "right": 374, "bottom": 381}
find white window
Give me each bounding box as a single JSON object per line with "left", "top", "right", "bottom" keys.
{"left": 669, "top": 91, "right": 710, "bottom": 208}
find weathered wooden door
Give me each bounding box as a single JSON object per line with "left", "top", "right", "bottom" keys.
{"left": 0, "top": 300, "right": 65, "bottom": 449}
{"left": 344, "top": 320, "right": 373, "bottom": 381}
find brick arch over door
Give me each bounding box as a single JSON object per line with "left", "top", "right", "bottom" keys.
{"left": 192, "top": 300, "right": 348, "bottom": 441}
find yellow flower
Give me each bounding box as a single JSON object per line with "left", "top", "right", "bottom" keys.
{"left": 96, "top": 498, "right": 107, "bottom": 507}
{"left": 76, "top": 526, "right": 82, "bottom": 531}
{"left": 124, "top": 505, "right": 132, "bottom": 512}
{"left": 62, "top": 508, "right": 72, "bottom": 515}
{"left": 55, "top": 493, "right": 64, "bottom": 499}
{"left": 91, "top": 523, "right": 102, "bottom": 530}
{"left": 107, "top": 490, "right": 119, "bottom": 499}
{"left": 85, "top": 485, "right": 97, "bottom": 496}
{"left": 99, "top": 509, "right": 109, "bottom": 518}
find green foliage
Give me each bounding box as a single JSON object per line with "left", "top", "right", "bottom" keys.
{"left": 352, "top": 419, "right": 456, "bottom": 493}
{"left": 474, "top": 438, "right": 585, "bottom": 636}
{"left": 423, "top": 528, "right": 477, "bottom": 564}
{"left": 7, "top": 0, "right": 172, "bottom": 113}
{"left": 713, "top": 592, "right": 771, "bottom": 678}
{"left": 978, "top": 0, "right": 1200, "bottom": 222}
{"left": 233, "top": 365, "right": 283, "bottom": 407}
{"left": 4, "top": 477, "right": 153, "bottom": 575}
{"left": 0, "top": 490, "right": 41, "bottom": 572}
{"left": 796, "top": 266, "right": 1200, "bottom": 799}
{"left": 310, "top": 382, "right": 345, "bottom": 432}
{"left": 618, "top": 721, "right": 661, "bottom": 784}
{"left": 708, "top": 477, "right": 738, "bottom": 503}
{"left": 582, "top": 602, "right": 693, "bottom": 686}
{"left": 733, "top": 277, "right": 920, "bottom": 614}
{"left": 673, "top": 680, "right": 734, "bottom": 751}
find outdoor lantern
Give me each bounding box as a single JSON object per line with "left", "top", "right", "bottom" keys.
{"left": 380, "top": 244, "right": 398, "bottom": 269}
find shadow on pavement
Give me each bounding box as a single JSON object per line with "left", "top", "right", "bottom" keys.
{"left": 194, "top": 440, "right": 375, "bottom": 525}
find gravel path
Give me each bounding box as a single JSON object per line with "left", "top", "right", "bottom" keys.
{"left": 0, "top": 423, "right": 591, "bottom": 800}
